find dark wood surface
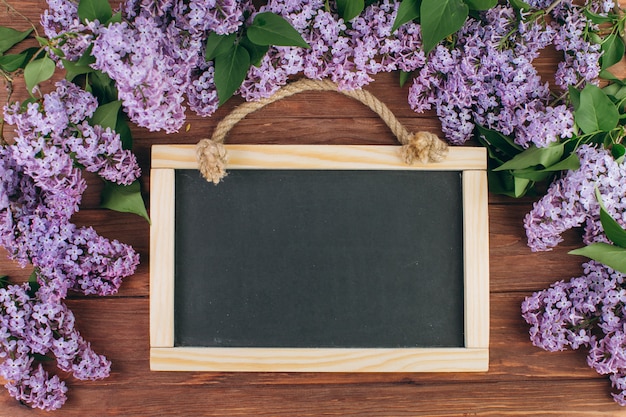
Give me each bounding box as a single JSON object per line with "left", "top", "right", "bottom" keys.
{"left": 2, "top": 2, "right": 626, "bottom": 415}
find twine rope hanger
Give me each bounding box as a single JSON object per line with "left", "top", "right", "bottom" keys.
{"left": 196, "top": 78, "right": 449, "bottom": 184}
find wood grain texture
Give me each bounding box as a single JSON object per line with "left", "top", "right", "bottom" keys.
{"left": 463, "top": 170, "right": 490, "bottom": 350}
{"left": 150, "top": 347, "right": 489, "bottom": 373}
{"left": 2, "top": 1, "right": 626, "bottom": 415}
{"left": 152, "top": 144, "right": 486, "bottom": 170}
{"left": 149, "top": 169, "right": 175, "bottom": 348}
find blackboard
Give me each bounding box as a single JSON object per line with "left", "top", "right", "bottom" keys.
{"left": 150, "top": 144, "right": 490, "bottom": 372}
{"left": 174, "top": 169, "right": 465, "bottom": 348}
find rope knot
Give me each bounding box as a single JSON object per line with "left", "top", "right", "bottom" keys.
{"left": 196, "top": 138, "right": 228, "bottom": 184}
{"left": 401, "top": 131, "right": 448, "bottom": 165}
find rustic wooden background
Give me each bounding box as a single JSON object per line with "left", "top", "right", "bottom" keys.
{"left": 2, "top": 1, "right": 626, "bottom": 415}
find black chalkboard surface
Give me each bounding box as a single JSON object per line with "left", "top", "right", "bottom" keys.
{"left": 174, "top": 169, "right": 465, "bottom": 349}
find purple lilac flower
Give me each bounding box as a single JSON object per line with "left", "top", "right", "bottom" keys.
{"left": 241, "top": 0, "right": 424, "bottom": 100}
{"left": 1, "top": 79, "right": 141, "bottom": 299}
{"left": 522, "top": 261, "right": 626, "bottom": 404}
{"left": 41, "top": 0, "right": 96, "bottom": 61}
{"left": 0, "top": 283, "right": 111, "bottom": 410}
{"left": 524, "top": 145, "right": 626, "bottom": 252}
{"left": 408, "top": 5, "right": 573, "bottom": 147}
{"left": 3, "top": 81, "right": 140, "bottom": 207}
{"left": 0, "top": 146, "right": 140, "bottom": 299}
{"left": 91, "top": 17, "right": 190, "bottom": 132}
{"left": 187, "top": 62, "right": 220, "bottom": 117}
{"left": 179, "top": 1, "right": 251, "bottom": 109}
{"left": 552, "top": 3, "right": 602, "bottom": 90}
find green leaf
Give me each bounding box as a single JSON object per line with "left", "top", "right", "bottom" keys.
{"left": 510, "top": 153, "right": 579, "bottom": 181}
{"left": 391, "top": 0, "right": 421, "bottom": 33}
{"left": 568, "top": 85, "right": 581, "bottom": 109}
{"left": 90, "top": 70, "right": 118, "bottom": 103}
{"left": 247, "top": 12, "right": 310, "bottom": 49}
{"left": 90, "top": 100, "right": 122, "bottom": 130}
{"left": 574, "top": 84, "right": 620, "bottom": 134}
{"left": 569, "top": 243, "right": 626, "bottom": 274}
{"left": 599, "top": 70, "right": 625, "bottom": 84}
{"left": 601, "top": 34, "right": 625, "bottom": 70}
{"left": 518, "top": 150, "right": 579, "bottom": 172}
{"left": 0, "top": 275, "right": 9, "bottom": 289}
{"left": 486, "top": 169, "right": 532, "bottom": 197}
{"left": 61, "top": 46, "right": 96, "bottom": 81}
{"left": 31, "top": 353, "right": 54, "bottom": 362}
{"left": 107, "top": 11, "right": 122, "bottom": 24}
{"left": 595, "top": 188, "right": 626, "bottom": 248}
{"left": 62, "top": 58, "right": 96, "bottom": 81}
{"left": 0, "top": 47, "right": 38, "bottom": 72}
{"left": 465, "top": 0, "right": 497, "bottom": 11}
{"left": 399, "top": 70, "right": 413, "bottom": 87}
{"left": 584, "top": 9, "right": 613, "bottom": 24}
{"left": 77, "top": 0, "right": 113, "bottom": 24}
{"left": 603, "top": 82, "right": 626, "bottom": 103}
{"left": 115, "top": 115, "right": 133, "bottom": 150}
{"left": 214, "top": 44, "right": 251, "bottom": 105}
{"left": 611, "top": 143, "right": 626, "bottom": 163}
{"left": 476, "top": 124, "right": 522, "bottom": 160}
{"left": 23, "top": 56, "right": 56, "bottom": 93}
{"left": 542, "top": 151, "right": 580, "bottom": 171}
{"left": 336, "top": 0, "right": 365, "bottom": 21}
{"left": 493, "top": 143, "right": 564, "bottom": 171}
{"left": 240, "top": 36, "right": 269, "bottom": 67}
{"left": 0, "top": 26, "right": 32, "bottom": 54}
{"left": 28, "top": 269, "right": 38, "bottom": 285}
{"left": 0, "top": 53, "right": 27, "bottom": 72}
{"left": 35, "top": 36, "right": 50, "bottom": 47}
{"left": 600, "top": 68, "right": 621, "bottom": 81}
{"left": 509, "top": 0, "right": 531, "bottom": 11}
{"left": 513, "top": 176, "right": 532, "bottom": 197}
{"left": 509, "top": 170, "right": 551, "bottom": 182}
{"left": 26, "top": 268, "right": 40, "bottom": 296}
{"left": 100, "top": 180, "right": 150, "bottom": 223}
{"left": 420, "top": 0, "right": 469, "bottom": 55}
{"left": 205, "top": 32, "right": 237, "bottom": 61}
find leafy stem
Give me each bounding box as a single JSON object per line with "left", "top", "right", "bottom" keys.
{"left": 612, "top": 3, "right": 626, "bottom": 51}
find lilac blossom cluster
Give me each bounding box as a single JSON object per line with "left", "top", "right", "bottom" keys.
{"left": 0, "top": 80, "right": 141, "bottom": 410}
{"left": 0, "top": 282, "right": 111, "bottom": 410}
{"left": 44, "top": 0, "right": 428, "bottom": 126}
{"left": 42, "top": 0, "right": 599, "bottom": 149}
{"left": 551, "top": 2, "right": 603, "bottom": 90}
{"left": 41, "top": 0, "right": 98, "bottom": 62}
{"left": 408, "top": 4, "right": 578, "bottom": 147}
{"left": 94, "top": 0, "right": 248, "bottom": 132}
{"left": 522, "top": 144, "right": 626, "bottom": 405}
{"left": 522, "top": 261, "right": 626, "bottom": 405}
{"left": 241, "top": 0, "right": 426, "bottom": 100}
{"left": 524, "top": 145, "right": 626, "bottom": 252}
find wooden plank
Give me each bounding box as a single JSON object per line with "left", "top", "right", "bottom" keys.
{"left": 1, "top": 379, "right": 621, "bottom": 417}
{"left": 151, "top": 347, "right": 489, "bottom": 373}
{"left": 152, "top": 144, "right": 487, "bottom": 171}
{"left": 149, "top": 169, "right": 175, "bottom": 347}
{"left": 463, "top": 170, "right": 490, "bottom": 350}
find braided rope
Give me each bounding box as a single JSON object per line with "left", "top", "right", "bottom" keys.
{"left": 196, "top": 79, "right": 448, "bottom": 183}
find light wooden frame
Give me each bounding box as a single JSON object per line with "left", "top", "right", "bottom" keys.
{"left": 150, "top": 144, "right": 489, "bottom": 372}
